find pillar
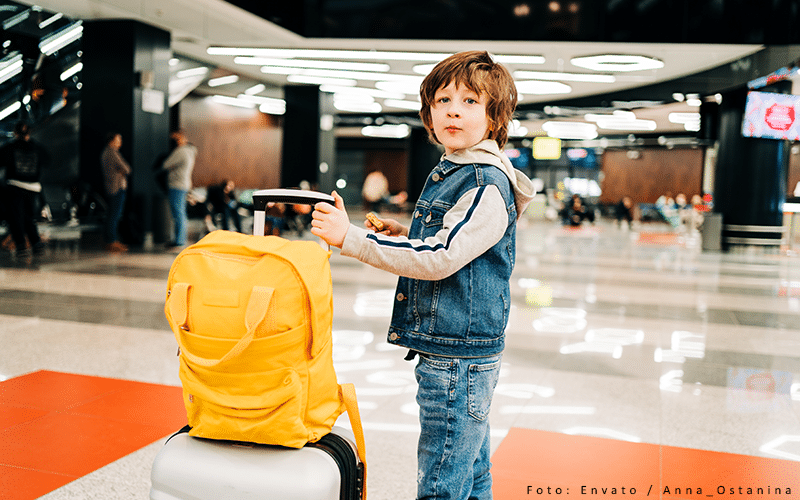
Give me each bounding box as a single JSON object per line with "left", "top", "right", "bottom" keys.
{"left": 407, "top": 127, "right": 442, "bottom": 202}
{"left": 712, "top": 83, "right": 789, "bottom": 248}
{"left": 79, "top": 19, "right": 171, "bottom": 246}
{"left": 281, "top": 85, "right": 335, "bottom": 192}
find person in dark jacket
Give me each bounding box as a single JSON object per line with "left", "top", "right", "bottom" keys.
{"left": 0, "top": 122, "right": 50, "bottom": 255}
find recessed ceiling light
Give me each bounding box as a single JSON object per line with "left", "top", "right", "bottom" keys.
{"left": 570, "top": 54, "right": 664, "bottom": 72}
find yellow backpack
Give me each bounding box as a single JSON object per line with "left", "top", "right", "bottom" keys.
{"left": 164, "top": 231, "right": 365, "bottom": 464}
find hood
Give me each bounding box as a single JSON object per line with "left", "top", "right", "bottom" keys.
{"left": 444, "top": 139, "right": 536, "bottom": 219}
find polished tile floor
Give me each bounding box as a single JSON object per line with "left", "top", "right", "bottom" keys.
{"left": 1, "top": 212, "right": 799, "bottom": 499}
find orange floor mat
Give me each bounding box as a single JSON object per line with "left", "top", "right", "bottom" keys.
{"left": 0, "top": 370, "right": 185, "bottom": 500}
{"left": 492, "top": 428, "right": 799, "bottom": 499}
{"left": 637, "top": 232, "right": 681, "bottom": 245}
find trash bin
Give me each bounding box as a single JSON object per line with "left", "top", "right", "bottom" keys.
{"left": 701, "top": 212, "right": 723, "bottom": 251}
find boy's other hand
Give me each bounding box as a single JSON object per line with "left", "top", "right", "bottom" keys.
{"left": 311, "top": 191, "right": 349, "bottom": 248}
{"left": 365, "top": 216, "right": 409, "bottom": 237}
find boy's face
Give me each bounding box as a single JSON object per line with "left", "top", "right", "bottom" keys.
{"left": 430, "top": 81, "right": 491, "bottom": 155}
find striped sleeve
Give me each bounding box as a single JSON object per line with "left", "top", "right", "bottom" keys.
{"left": 341, "top": 184, "right": 508, "bottom": 280}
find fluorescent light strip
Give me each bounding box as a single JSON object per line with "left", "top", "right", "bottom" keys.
{"left": 260, "top": 103, "right": 285, "bottom": 115}
{"left": 494, "top": 55, "right": 546, "bottom": 65}
{"left": 383, "top": 99, "right": 422, "bottom": 111}
{"left": 38, "top": 12, "right": 63, "bottom": 29}
{"left": 362, "top": 124, "right": 410, "bottom": 138}
{"left": 513, "top": 70, "right": 615, "bottom": 83}
{"left": 0, "top": 101, "right": 21, "bottom": 120}
{"left": 571, "top": 54, "right": 664, "bottom": 72}
{"left": 3, "top": 9, "right": 30, "bottom": 30}
{"left": 668, "top": 112, "right": 700, "bottom": 124}
{"left": 585, "top": 110, "right": 635, "bottom": 121}
{"left": 375, "top": 80, "right": 423, "bottom": 95}
{"left": 60, "top": 62, "right": 82, "bottom": 81}
{"left": 210, "top": 47, "right": 544, "bottom": 65}
{"left": 235, "top": 57, "right": 390, "bottom": 72}
{"left": 335, "top": 101, "right": 382, "bottom": 113}
{"left": 245, "top": 83, "right": 266, "bottom": 95}
{"left": 176, "top": 67, "right": 208, "bottom": 78}
{"left": 319, "top": 85, "right": 406, "bottom": 100}
{"left": 39, "top": 21, "right": 82, "bottom": 55}
{"left": 237, "top": 94, "right": 285, "bottom": 106}
{"left": 542, "top": 121, "right": 598, "bottom": 140}
{"left": 286, "top": 75, "right": 358, "bottom": 86}
{"left": 210, "top": 95, "right": 255, "bottom": 108}
{"left": 515, "top": 80, "right": 572, "bottom": 95}
{"left": 264, "top": 66, "right": 422, "bottom": 82}
{"left": 595, "top": 118, "right": 656, "bottom": 131}
{"left": 207, "top": 75, "right": 239, "bottom": 87}
{"left": 0, "top": 54, "right": 23, "bottom": 84}
{"left": 335, "top": 93, "right": 374, "bottom": 104}
{"left": 210, "top": 47, "right": 454, "bottom": 61}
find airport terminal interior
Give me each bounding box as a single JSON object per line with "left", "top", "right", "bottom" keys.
{"left": 2, "top": 1, "right": 800, "bottom": 499}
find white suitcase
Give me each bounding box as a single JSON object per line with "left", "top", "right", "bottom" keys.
{"left": 151, "top": 190, "right": 365, "bottom": 500}
{"left": 150, "top": 425, "right": 364, "bottom": 500}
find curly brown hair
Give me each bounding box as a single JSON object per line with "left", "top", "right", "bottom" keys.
{"left": 419, "top": 50, "right": 518, "bottom": 149}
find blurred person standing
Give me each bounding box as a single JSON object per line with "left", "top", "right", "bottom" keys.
{"left": 161, "top": 129, "right": 196, "bottom": 248}
{"left": 1, "top": 122, "right": 51, "bottom": 255}
{"left": 101, "top": 131, "right": 131, "bottom": 252}
{"left": 362, "top": 169, "right": 390, "bottom": 212}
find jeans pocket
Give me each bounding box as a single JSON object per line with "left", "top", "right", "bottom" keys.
{"left": 467, "top": 358, "right": 501, "bottom": 421}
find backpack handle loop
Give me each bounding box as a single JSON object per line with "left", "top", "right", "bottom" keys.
{"left": 167, "top": 282, "right": 275, "bottom": 368}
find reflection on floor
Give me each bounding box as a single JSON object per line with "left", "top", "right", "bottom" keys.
{"left": 0, "top": 216, "right": 798, "bottom": 500}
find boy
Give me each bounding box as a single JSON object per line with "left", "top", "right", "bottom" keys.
{"left": 312, "top": 50, "right": 535, "bottom": 500}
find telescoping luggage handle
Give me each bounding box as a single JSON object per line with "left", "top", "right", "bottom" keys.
{"left": 252, "top": 189, "right": 334, "bottom": 244}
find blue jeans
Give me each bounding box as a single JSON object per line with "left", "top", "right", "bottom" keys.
{"left": 104, "top": 189, "right": 126, "bottom": 243}
{"left": 415, "top": 353, "right": 502, "bottom": 500}
{"left": 168, "top": 188, "right": 188, "bottom": 245}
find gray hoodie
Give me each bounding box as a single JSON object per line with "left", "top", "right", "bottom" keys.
{"left": 162, "top": 144, "right": 197, "bottom": 191}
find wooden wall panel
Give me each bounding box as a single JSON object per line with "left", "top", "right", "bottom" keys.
{"left": 600, "top": 148, "right": 704, "bottom": 204}
{"left": 364, "top": 149, "right": 408, "bottom": 194}
{"left": 179, "top": 95, "right": 282, "bottom": 190}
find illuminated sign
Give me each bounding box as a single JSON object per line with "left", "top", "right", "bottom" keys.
{"left": 532, "top": 137, "right": 561, "bottom": 160}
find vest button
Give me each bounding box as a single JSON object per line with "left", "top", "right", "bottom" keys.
{"left": 389, "top": 332, "right": 399, "bottom": 341}
{"left": 425, "top": 214, "right": 431, "bottom": 223}
{"left": 415, "top": 211, "right": 422, "bottom": 218}
{"left": 432, "top": 173, "right": 441, "bottom": 182}
{"left": 396, "top": 293, "right": 406, "bottom": 301}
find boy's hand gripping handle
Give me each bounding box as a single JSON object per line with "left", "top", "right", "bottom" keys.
{"left": 252, "top": 189, "right": 335, "bottom": 249}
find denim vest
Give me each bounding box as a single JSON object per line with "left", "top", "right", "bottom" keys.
{"left": 387, "top": 159, "right": 516, "bottom": 358}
